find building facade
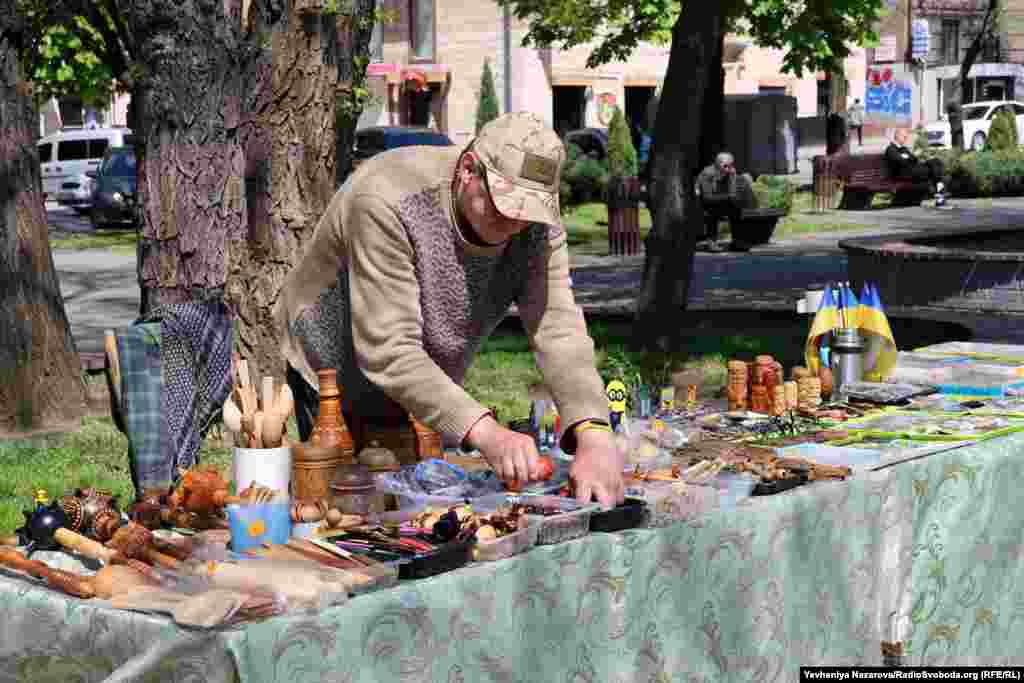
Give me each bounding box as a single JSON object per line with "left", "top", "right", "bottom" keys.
{"left": 865, "top": 0, "right": 1023, "bottom": 134}
{"left": 357, "top": 0, "right": 867, "bottom": 146}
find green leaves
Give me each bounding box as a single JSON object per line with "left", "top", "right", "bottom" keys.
{"left": 26, "top": 9, "right": 118, "bottom": 109}
{"left": 498, "top": 0, "right": 885, "bottom": 76}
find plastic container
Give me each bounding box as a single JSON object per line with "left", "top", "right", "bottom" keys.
{"left": 473, "top": 493, "right": 594, "bottom": 545}
{"left": 716, "top": 473, "right": 757, "bottom": 511}
{"left": 376, "top": 495, "right": 428, "bottom": 526}
{"left": 397, "top": 537, "right": 475, "bottom": 580}
{"left": 472, "top": 522, "right": 540, "bottom": 562}
{"left": 233, "top": 446, "right": 292, "bottom": 496}
{"left": 227, "top": 502, "right": 292, "bottom": 552}
{"left": 589, "top": 498, "right": 649, "bottom": 533}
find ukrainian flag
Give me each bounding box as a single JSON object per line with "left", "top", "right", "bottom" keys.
{"left": 841, "top": 282, "right": 861, "bottom": 330}
{"left": 858, "top": 283, "right": 897, "bottom": 381}
{"left": 805, "top": 284, "right": 841, "bottom": 374}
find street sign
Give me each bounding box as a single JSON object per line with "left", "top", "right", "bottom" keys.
{"left": 912, "top": 19, "right": 930, "bottom": 60}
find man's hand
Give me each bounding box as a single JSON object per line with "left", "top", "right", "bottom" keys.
{"left": 569, "top": 428, "right": 625, "bottom": 509}
{"left": 466, "top": 415, "right": 542, "bottom": 486}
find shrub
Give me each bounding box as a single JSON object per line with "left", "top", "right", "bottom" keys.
{"left": 947, "top": 149, "right": 1024, "bottom": 197}
{"left": 986, "top": 108, "right": 1018, "bottom": 152}
{"left": 751, "top": 175, "right": 796, "bottom": 214}
{"left": 606, "top": 106, "right": 638, "bottom": 178}
{"left": 560, "top": 143, "right": 609, "bottom": 211}
{"left": 912, "top": 125, "right": 930, "bottom": 156}
{"left": 475, "top": 59, "right": 500, "bottom": 134}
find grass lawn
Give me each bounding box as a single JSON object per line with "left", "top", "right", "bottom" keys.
{"left": 49, "top": 228, "right": 138, "bottom": 254}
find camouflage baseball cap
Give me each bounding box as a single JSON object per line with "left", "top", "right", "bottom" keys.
{"left": 472, "top": 112, "right": 564, "bottom": 227}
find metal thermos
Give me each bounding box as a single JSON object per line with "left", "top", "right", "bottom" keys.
{"left": 830, "top": 328, "right": 865, "bottom": 398}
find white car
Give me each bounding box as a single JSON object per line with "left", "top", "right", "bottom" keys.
{"left": 54, "top": 173, "right": 96, "bottom": 214}
{"left": 923, "top": 100, "right": 1024, "bottom": 151}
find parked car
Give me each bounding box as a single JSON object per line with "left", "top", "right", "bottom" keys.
{"left": 55, "top": 173, "right": 96, "bottom": 214}
{"left": 564, "top": 128, "right": 609, "bottom": 161}
{"left": 37, "top": 126, "right": 132, "bottom": 198}
{"left": 88, "top": 146, "right": 138, "bottom": 228}
{"left": 923, "top": 100, "right": 1024, "bottom": 150}
{"left": 351, "top": 126, "right": 453, "bottom": 169}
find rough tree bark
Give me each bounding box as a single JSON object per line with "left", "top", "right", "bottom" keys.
{"left": 126, "top": 0, "right": 374, "bottom": 383}
{"left": 954, "top": 0, "right": 999, "bottom": 150}
{"left": 0, "top": 3, "right": 88, "bottom": 432}
{"left": 698, "top": 33, "right": 725, "bottom": 172}
{"left": 633, "top": 1, "right": 723, "bottom": 351}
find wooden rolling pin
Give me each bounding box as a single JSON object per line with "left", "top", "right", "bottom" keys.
{"left": 0, "top": 548, "right": 96, "bottom": 599}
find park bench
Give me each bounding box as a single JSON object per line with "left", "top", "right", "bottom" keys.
{"left": 820, "top": 153, "right": 931, "bottom": 210}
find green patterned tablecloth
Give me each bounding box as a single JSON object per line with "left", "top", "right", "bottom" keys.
{"left": 2, "top": 431, "right": 1024, "bottom": 682}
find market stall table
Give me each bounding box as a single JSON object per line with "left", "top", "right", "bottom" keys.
{"left": 4, "top": 429, "right": 1024, "bottom": 681}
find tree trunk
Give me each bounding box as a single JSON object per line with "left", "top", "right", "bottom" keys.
{"left": 129, "top": 0, "right": 374, "bottom": 385}
{"left": 633, "top": 1, "right": 722, "bottom": 351}
{"left": 335, "top": 0, "right": 377, "bottom": 186}
{"left": 698, "top": 33, "right": 725, "bottom": 173}
{"left": 955, "top": 0, "right": 998, "bottom": 150}
{"left": 0, "top": 10, "right": 87, "bottom": 432}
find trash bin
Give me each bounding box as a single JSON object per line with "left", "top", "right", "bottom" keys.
{"left": 721, "top": 94, "right": 799, "bottom": 178}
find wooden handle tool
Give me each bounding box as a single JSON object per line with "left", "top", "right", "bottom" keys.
{"left": 275, "top": 385, "right": 294, "bottom": 418}
{"left": 261, "top": 411, "right": 285, "bottom": 449}
{"left": 222, "top": 397, "right": 242, "bottom": 433}
{"left": 0, "top": 548, "right": 96, "bottom": 599}
{"left": 54, "top": 527, "right": 117, "bottom": 564}
{"left": 261, "top": 376, "right": 275, "bottom": 413}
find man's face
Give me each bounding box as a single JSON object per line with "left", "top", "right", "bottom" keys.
{"left": 456, "top": 155, "right": 532, "bottom": 244}
{"left": 716, "top": 157, "right": 736, "bottom": 175}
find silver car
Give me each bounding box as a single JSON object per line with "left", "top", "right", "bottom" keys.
{"left": 55, "top": 173, "right": 96, "bottom": 214}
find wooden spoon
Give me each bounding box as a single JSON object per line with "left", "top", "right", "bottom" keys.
{"left": 222, "top": 397, "right": 242, "bottom": 433}
{"left": 261, "top": 411, "right": 285, "bottom": 449}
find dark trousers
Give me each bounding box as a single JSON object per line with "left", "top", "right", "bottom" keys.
{"left": 903, "top": 158, "right": 945, "bottom": 186}
{"left": 852, "top": 125, "right": 863, "bottom": 145}
{"left": 703, "top": 200, "right": 742, "bottom": 242}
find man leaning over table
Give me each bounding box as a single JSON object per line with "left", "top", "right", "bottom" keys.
{"left": 274, "top": 112, "right": 625, "bottom": 508}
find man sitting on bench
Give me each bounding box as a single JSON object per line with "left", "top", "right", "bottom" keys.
{"left": 696, "top": 152, "right": 757, "bottom": 253}
{"left": 884, "top": 129, "right": 945, "bottom": 194}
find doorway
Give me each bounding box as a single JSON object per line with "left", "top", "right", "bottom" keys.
{"left": 552, "top": 86, "right": 586, "bottom": 136}
{"left": 625, "top": 86, "right": 656, "bottom": 146}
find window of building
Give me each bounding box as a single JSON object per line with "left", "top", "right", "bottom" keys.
{"left": 89, "top": 139, "right": 109, "bottom": 158}
{"left": 410, "top": 0, "right": 435, "bottom": 62}
{"left": 942, "top": 20, "right": 960, "bottom": 65}
{"left": 759, "top": 86, "right": 787, "bottom": 96}
{"left": 37, "top": 142, "right": 52, "bottom": 163}
{"left": 982, "top": 35, "right": 1001, "bottom": 62}
{"left": 369, "top": 21, "right": 383, "bottom": 62}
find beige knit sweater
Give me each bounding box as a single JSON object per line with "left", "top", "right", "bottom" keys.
{"left": 274, "top": 145, "right": 607, "bottom": 443}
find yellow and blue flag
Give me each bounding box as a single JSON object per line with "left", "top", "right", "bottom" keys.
{"left": 805, "top": 284, "right": 841, "bottom": 374}
{"left": 858, "top": 283, "right": 897, "bottom": 381}
{"left": 841, "top": 282, "right": 860, "bottom": 330}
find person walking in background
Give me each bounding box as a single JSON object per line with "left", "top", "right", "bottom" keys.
{"left": 847, "top": 98, "right": 865, "bottom": 146}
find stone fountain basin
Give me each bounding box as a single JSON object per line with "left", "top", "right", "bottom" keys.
{"left": 840, "top": 225, "right": 1024, "bottom": 315}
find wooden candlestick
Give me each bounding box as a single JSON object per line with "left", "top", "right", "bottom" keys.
{"left": 310, "top": 369, "right": 355, "bottom": 462}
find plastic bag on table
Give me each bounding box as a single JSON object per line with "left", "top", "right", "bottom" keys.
{"left": 155, "top": 558, "right": 363, "bottom": 613}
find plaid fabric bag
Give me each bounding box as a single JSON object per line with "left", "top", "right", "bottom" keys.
{"left": 114, "top": 298, "right": 233, "bottom": 495}
{"left": 115, "top": 323, "right": 164, "bottom": 492}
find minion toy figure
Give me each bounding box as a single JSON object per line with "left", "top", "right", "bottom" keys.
{"left": 606, "top": 380, "right": 628, "bottom": 432}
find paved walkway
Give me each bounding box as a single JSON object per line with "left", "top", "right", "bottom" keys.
{"left": 568, "top": 197, "right": 1024, "bottom": 343}
{"left": 52, "top": 195, "right": 1024, "bottom": 358}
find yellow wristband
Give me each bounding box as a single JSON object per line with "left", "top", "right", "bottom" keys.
{"left": 575, "top": 420, "right": 613, "bottom": 437}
